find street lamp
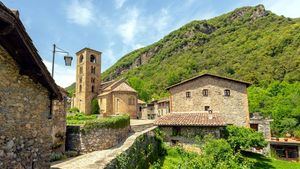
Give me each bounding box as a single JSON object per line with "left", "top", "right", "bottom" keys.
{"left": 51, "top": 44, "right": 73, "bottom": 77}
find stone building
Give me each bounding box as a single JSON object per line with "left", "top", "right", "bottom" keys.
{"left": 72, "top": 48, "right": 138, "bottom": 117}
{"left": 52, "top": 87, "right": 68, "bottom": 153}
{"left": 0, "top": 3, "right": 62, "bottom": 168}
{"left": 73, "top": 48, "right": 101, "bottom": 115}
{"left": 98, "top": 79, "right": 138, "bottom": 118}
{"left": 250, "top": 113, "right": 272, "bottom": 140}
{"left": 140, "top": 98, "right": 170, "bottom": 120}
{"left": 166, "top": 73, "right": 251, "bottom": 127}
{"left": 154, "top": 113, "right": 226, "bottom": 143}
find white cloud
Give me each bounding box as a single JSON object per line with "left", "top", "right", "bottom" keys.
{"left": 154, "top": 8, "right": 171, "bottom": 31}
{"left": 43, "top": 60, "right": 75, "bottom": 88}
{"left": 262, "top": 0, "right": 300, "bottom": 18}
{"left": 115, "top": 0, "right": 126, "bottom": 9}
{"left": 133, "top": 43, "right": 145, "bottom": 49}
{"left": 117, "top": 8, "right": 139, "bottom": 44}
{"left": 66, "top": 0, "right": 94, "bottom": 26}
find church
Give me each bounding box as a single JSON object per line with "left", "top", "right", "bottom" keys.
{"left": 72, "top": 48, "right": 138, "bottom": 118}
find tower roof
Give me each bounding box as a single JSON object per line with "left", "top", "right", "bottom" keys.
{"left": 76, "top": 47, "right": 102, "bottom": 55}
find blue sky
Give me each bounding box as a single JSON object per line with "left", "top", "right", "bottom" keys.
{"left": 2, "top": 0, "right": 300, "bottom": 87}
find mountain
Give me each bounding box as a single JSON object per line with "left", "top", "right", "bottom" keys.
{"left": 67, "top": 5, "right": 300, "bottom": 101}
{"left": 98, "top": 5, "right": 300, "bottom": 101}
{"left": 66, "top": 5, "right": 300, "bottom": 136}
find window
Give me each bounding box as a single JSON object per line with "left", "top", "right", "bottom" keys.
{"left": 91, "top": 66, "right": 96, "bottom": 74}
{"left": 79, "top": 55, "right": 83, "bottom": 63}
{"left": 128, "top": 97, "right": 135, "bottom": 105}
{"left": 91, "top": 77, "right": 95, "bottom": 83}
{"left": 202, "top": 89, "right": 208, "bottom": 96}
{"left": 79, "top": 85, "right": 82, "bottom": 92}
{"left": 250, "top": 124, "right": 259, "bottom": 131}
{"left": 91, "top": 85, "right": 95, "bottom": 92}
{"left": 224, "top": 89, "right": 230, "bottom": 96}
{"left": 186, "top": 91, "right": 191, "bottom": 98}
{"left": 90, "top": 55, "right": 96, "bottom": 63}
{"left": 79, "top": 67, "right": 83, "bottom": 74}
{"left": 205, "top": 106, "right": 210, "bottom": 111}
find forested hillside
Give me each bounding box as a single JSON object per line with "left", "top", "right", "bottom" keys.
{"left": 67, "top": 5, "right": 300, "bottom": 136}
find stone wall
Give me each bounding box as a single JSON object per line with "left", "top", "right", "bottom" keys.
{"left": 66, "top": 125, "right": 130, "bottom": 153}
{"left": 0, "top": 46, "right": 52, "bottom": 168}
{"left": 160, "top": 126, "right": 225, "bottom": 143}
{"left": 104, "top": 127, "right": 164, "bottom": 169}
{"left": 169, "top": 75, "right": 249, "bottom": 126}
{"left": 52, "top": 99, "right": 67, "bottom": 153}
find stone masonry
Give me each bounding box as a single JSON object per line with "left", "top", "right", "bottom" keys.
{"left": 0, "top": 46, "right": 52, "bottom": 168}
{"left": 66, "top": 125, "right": 130, "bottom": 153}
{"left": 74, "top": 48, "right": 101, "bottom": 115}
{"left": 168, "top": 74, "right": 250, "bottom": 126}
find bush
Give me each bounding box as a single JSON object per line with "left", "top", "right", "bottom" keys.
{"left": 225, "top": 125, "right": 267, "bottom": 152}
{"left": 68, "top": 107, "right": 80, "bottom": 114}
{"left": 50, "top": 152, "right": 67, "bottom": 162}
{"left": 82, "top": 115, "right": 130, "bottom": 134}
{"left": 197, "top": 139, "right": 255, "bottom": 169}
{"left": 91, "top": 99, "right": 100, "bottom": 114}
{"left": 67, "top": 112, "right": 97, "bottom": 125}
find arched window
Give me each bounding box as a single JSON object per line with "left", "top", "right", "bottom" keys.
{"left": 224, "top": 89, "right": 230, "bottom": 96}
{"left": 90, "top": 55, "right": 96, "bottom": 63}
{"left": 79, "top": 55, "right": 84, "bottom": 63}
{"left": 79, "top": 85, "right": 82, "bottom": 92}
{"left": 91, "top": 85, "right": 95, "bottom": 92}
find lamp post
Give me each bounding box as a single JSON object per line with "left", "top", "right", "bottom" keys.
{"left": 51, "top": 44, "right": 73, "bottom": 77}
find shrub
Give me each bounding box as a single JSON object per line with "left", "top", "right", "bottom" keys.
{"left": 82, "top": 115, "right": 130, "bottom": 134}
{"left": 196, "top": 139, "right": 254, "bottom": 169}
{"left": 65, "top": 151, "right": 79, "bottom": 158}
{"left": 66, "top": 112, "right": 97, "bottom": 125}
{"left": 91, "top": 98, "right": 100, "bottom": 114}
{"left": 225, "top": 125, "right": 267, "bottom": 152}
{"left": 50, "top": 152, "right": 67, "bottom": 162}
{"left": 68, "top": 107, "right": 80, "bottom": 114}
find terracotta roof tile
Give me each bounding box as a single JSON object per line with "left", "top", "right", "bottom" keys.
{"left": 154, "top": 113, "right": 226, "bottom": 126}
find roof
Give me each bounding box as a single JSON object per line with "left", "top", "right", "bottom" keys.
{"left": 76, "top": 47, "right": 102, "bottom": 55}
{"left": 166, "top": 73, "right": 251, "bottom": 90}
{"left": 98, "top": 78, "right": 137, "bottom": 96}
{"left": 112, "top": 82, "right": 136, "bottom": 92}
{"left": 269, "top": 138, "right": 300, "bottom": 145}
{"left": 154, "top": 113, "right": 226, "bottom": 126}
{"left": 138, "top": 99, "right": 146, "bottom": 104}
{"left": 0, "top": 3, "right": 61, "bottom": 99}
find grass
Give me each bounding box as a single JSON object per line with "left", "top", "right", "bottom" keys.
{"left": 66, "top": 113, "right": 98, "bottom": 125}
{"left": 244, "top": 151, "right": 300, "bottom": 169}
{"left": 153, "top": 146, "right": 300, "bottom": 169}
{"left": 66, "top": 113, "right": 130, "bottom": 134}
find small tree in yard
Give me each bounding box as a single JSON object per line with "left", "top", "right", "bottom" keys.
{"left": 91, "top": 99, "right": 100, "bottom": 114}
{"left": 225, "top": 125, "right": 267, "bottom": 153}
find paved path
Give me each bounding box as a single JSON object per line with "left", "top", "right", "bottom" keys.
{"left": 51, "top": 126, "right": 157, "bottom": 169}
{"left": 130, "top": 119, "right": 154, "bottom": 126}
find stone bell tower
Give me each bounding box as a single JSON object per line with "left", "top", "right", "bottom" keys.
{"left": 74, "top": 48, "right": 101, "bottom": 115}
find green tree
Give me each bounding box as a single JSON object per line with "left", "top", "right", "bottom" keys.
{"left": 91, "top": 98, "right": 100, "bottom": 114}
{"left": 225, "top": 126, "right": 267, "bottom": 153}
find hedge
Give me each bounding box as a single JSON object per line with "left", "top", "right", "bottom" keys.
{"left": 82, "top": 115, "right": 130, "bottom": 134}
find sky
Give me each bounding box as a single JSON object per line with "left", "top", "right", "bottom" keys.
{"left": 2, "top": 0, "right": 300, "bottom": 87}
